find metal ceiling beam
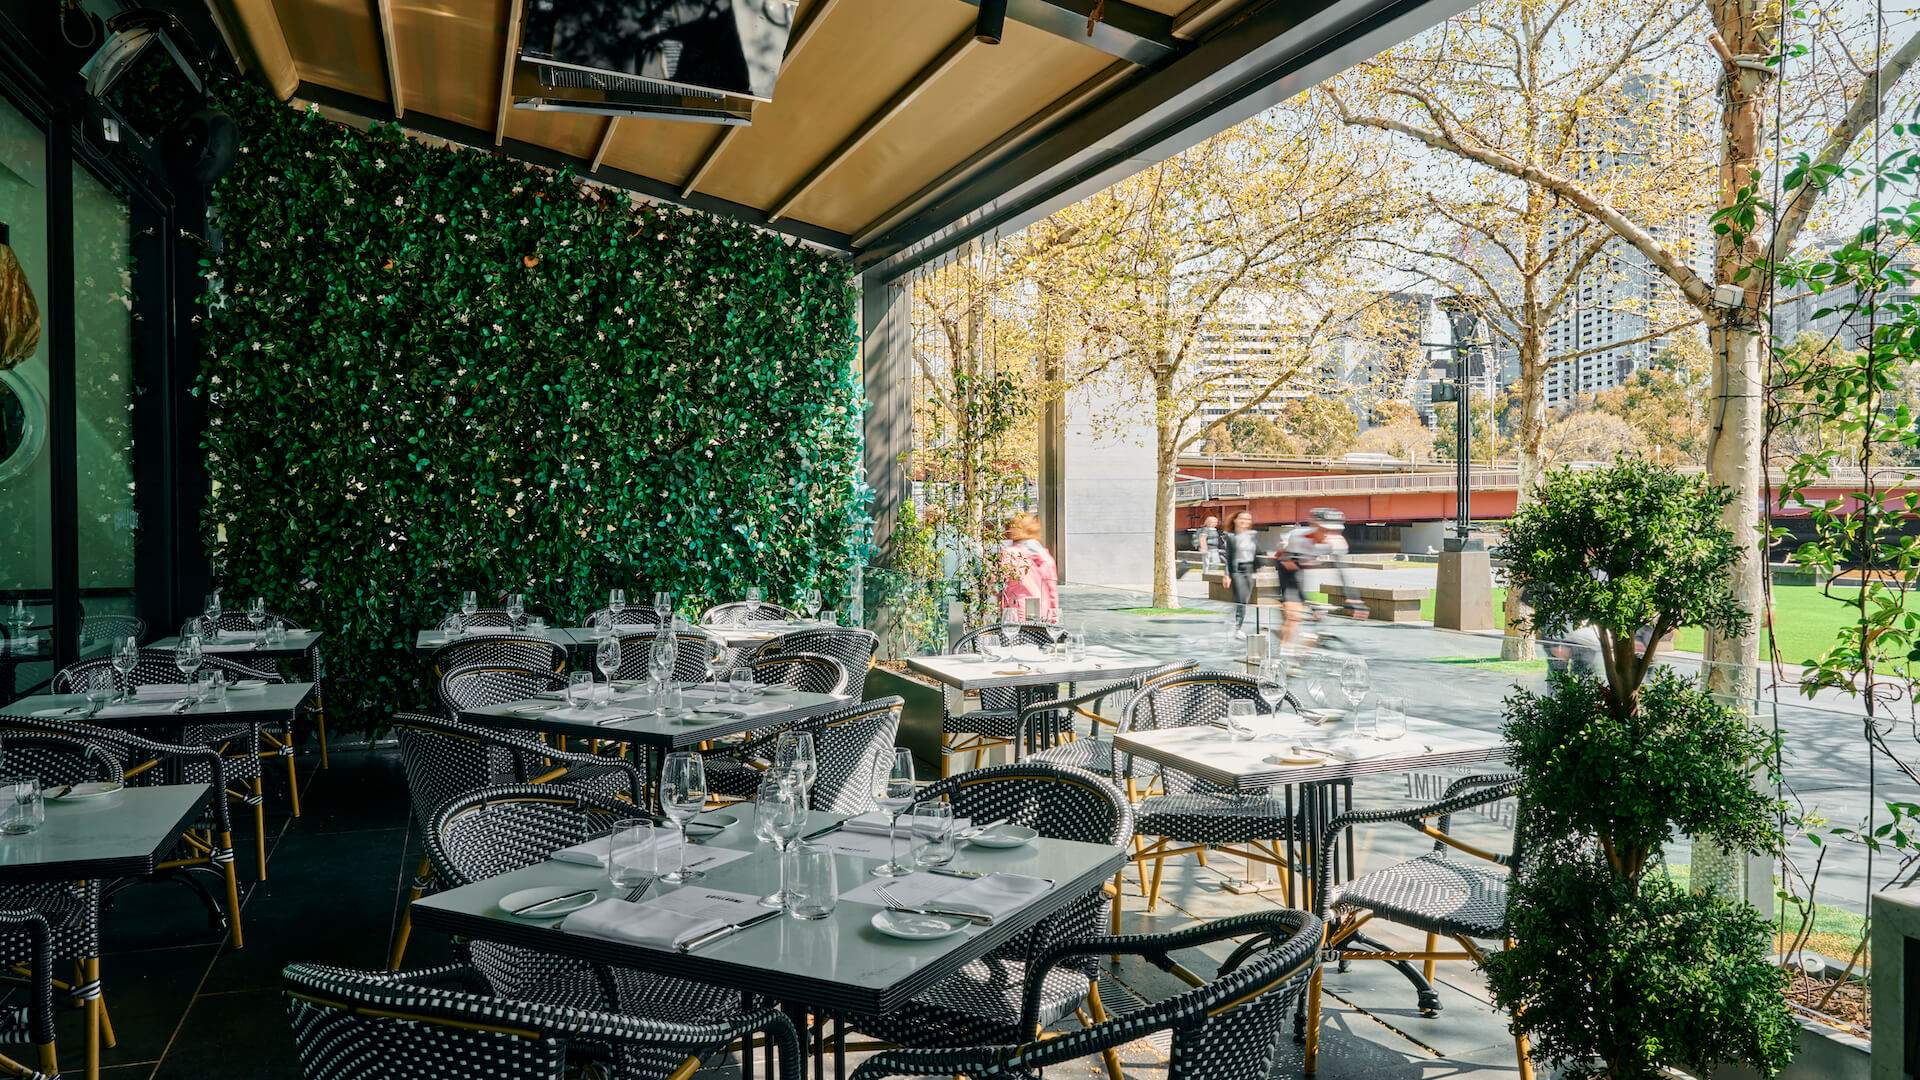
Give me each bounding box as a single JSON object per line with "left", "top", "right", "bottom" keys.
{"left": 590, "top": 119, "right": 619, "bottom": 172}
{"left": 856, "top": 0, "right": 1473, "bottom": 277}
{"left": 953, "top": 0, "right": 1180, "bottom": 66}
{"left": 767, "top": 29, "right": 980, "bottom": 223}
{"left": 681, "top": 0, "right": 847, "bottom": 199}
{"left": 493, "top": 0, "right": 526, "bottom": 145}
{"left": 374, "top": 0, "right": 403, "bottom": 117}
{"left": 294, "top": 82, "right": 855, "bottom": 253}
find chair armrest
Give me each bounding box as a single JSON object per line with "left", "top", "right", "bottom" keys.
{"left": 1017, "top": 682, "right": 1124, "bottom": 754}
{"left": 510, "top": 739, "right": 644, "bottom": 804}
{"left": 0, "top": 910, "right": 53, "bottom": 1047}
{"left": 1310, "top": 773, "right": 1520, "bottom": 917}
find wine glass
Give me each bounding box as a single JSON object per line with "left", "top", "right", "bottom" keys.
{"left": 247, "top": 597, "right": 267, "bottom": 636}
{"left": 745, "top": 586, "right": 765, "bottom": 604}
{"left": 112, "top": 636, "right": 139, "bottom": 703}
{"left": 460, "top": 591, "right": 479, "bottom": 621}
{"left": 775, "top": 730, "right": 818, "bottom": 808}
{"left": 659, "top": 752, "right": 709, "bottom": 883}
{"left": 505, "top": 593, "right": 526, "bottom": 631}
{"left": 648, "top": 634, "right": 674, "bottom": 689}
{"left": 706, "top": 650, "right": 731, "bottom": 690}
{"left": 1256, "top": 659, "right": 1288, "bottom": 714}
{"left": 871, "top": 748, "right": 917, "bottom": 878}
{"left": 803, "top": 589, "right": 823, "bottom": 621}
{"left": 203, "top": 591, "right": 223, "bottom": 642}
{"left": 755, "top": 771, "right": 807, "bottom": 908}
{"left": 6, "top": 600, "right": 29, "bottom": 638}
{"left": 609, "top": 588, "right": 627, "bottom": 616}
{"left": 173, "top": 636, "right": 204, "bottom": 703}
{"left": 596, "top": 635, "right": 623, "bottom": 701}
{"left": 1339, "top": 657, "right": 1371, "bottom": 708}
{"left": 652, "top": 592, "right": 674, "bottom": 623}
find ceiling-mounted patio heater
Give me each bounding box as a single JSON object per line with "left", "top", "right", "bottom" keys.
{"left": 512, "top": 0, "right": 797, "bottom": 125}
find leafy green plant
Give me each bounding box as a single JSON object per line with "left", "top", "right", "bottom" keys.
{"left": 196, "top": 80, "right": 867, "bottom": 728}
{"left": 1485, "top": 461, "right": 1793, "bottom": 1079}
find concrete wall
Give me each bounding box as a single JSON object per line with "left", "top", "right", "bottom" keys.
{"left": 1062, "top": 381, "right": 1158, "bottom": 587}
{"left": 1401, "top": 520, "right": 1447, "bottom": 554}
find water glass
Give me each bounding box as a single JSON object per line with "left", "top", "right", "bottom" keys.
{"left": 566, "top": 671, "right": 594, "bottom": 709}
{"left": 606, "top": 819, "right": 657, "bottom": 890}
{"left": 264, "top": 618, "right": 288, "bottom": 647}
{"left": 84, "top": 670, "right": 115, "bottom": 715}
{"left": 1065, "top": 632, "right": 1087, "bottom": 662}
{"left": 786, "top": 844, "right": 838, "bottom": 920}
{"left": 1225, "top": 700, "right": 1257, "bottom": 741}
{"left": 728, "top": 667, "right": 756, "bottom": 703}
{"left": 909, "top": 800, "right": 956, "bottom": 868}
{"left": 1353, "top": 700, "right": 1379, "bottom": 739}
{"left": 1375, "top": 695, "right": 1408, "bottom": 740}
{"left": 526, "top": 614, "right": 547, "bottom": 633}
{"left": 0, "top": 778, "right": 43, "bottom": 836}
{"left": 207, "top": 669, "right": 228, "bottom": 704}
{"left": 818, "top": 608, "right": 838, "bottom": 627}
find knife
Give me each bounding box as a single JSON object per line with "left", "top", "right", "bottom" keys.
{"left": 800, "top": 821, "right": 845, "bottom": 841}
{"left": 509, "top": 888, "right": 596, "bottom": 916}
{"left": 678, "top": 909, "right": 781, "bottom": 952}
{"left": 927, "top": 867, "right": 982, "bottom": 880}
{"left": 882, "top": 900, "right": 993, "bottom": 926}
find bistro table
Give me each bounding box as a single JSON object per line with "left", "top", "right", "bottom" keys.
{"left": 1, "top": 682, "right": 318, "bottom": 734}
{"left": 411, "top": 802, "right": 1126, "bottom": 1078}
{"left": 414, "top": 625, "right": 586, "bottom": 659}
{"left": 905, "top": 644, "right": 1163, "bottom": 760}
{"left": 151, "top": 627, "right": 324, "bottom": 661}
{"left": 0, "top": 782, "right": 211, "bottom": 884}
{"left": 701, "top": 619, "right": 832, "bottom": 649}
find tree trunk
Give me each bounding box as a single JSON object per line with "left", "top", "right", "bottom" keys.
{"left": 1502, "top": 324, "right": 1550, "bottom": 660}
{"left": 1151, "top": 379, "right": 1178, "bottom": 608}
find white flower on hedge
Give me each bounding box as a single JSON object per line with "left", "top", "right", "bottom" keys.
{"left": 344, "top": 197, "right": 354, "bottom": 206}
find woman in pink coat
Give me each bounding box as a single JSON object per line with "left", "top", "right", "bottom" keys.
{"left": 998, "top": 512, "right": 1060, "bottom": 622}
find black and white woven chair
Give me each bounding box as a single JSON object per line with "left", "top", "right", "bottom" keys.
{"left": 1305, "top": 772, "right": 1530, "bottom": 1078}
{"left": 1122, "top": 670, "right": 1296, "bottom": 922}
{"left": 582, "top": 605, "right": 668, "bottom": 629}
{"left": 423, "top": 785, "right": 741, "bottom": 1025}
{"left": 438, "top": 665, "right": 566, "bottom": 717}
{"left": 0, "top": 716, "right": 247, "bottom": 952}
{"left": 611, "top": 631, "right": 720, "bottom": 683}
{"left": 703, "top": 696, "right": 899, "bottom": 805}
{"left": 940, "top": 622, "right": 1069, "bottom": 773}
{"left": 284, "top": 962, "right": 798, "bottom": 1080}
{"left": 202, "top": 607, "right": 334, "bottom": 771}
{"left": 387, "top": 712, "right": 643, "bottom": 970}
{"left": 851, "top": 909, "right": 1324, "bottom": 1080}
{"left": 51, "top": 651, "right": 272, "bottom": 881}
{"left": 835, "top": 762, "right": 1132, "bottom": 1073}
{"left": 1019, "top": 660, "right": 1199, "bottom": 773}
{"left": 748, "top": 627, "right": 878, "bottom": 700}
{"left": 459, "top": 608, "right": 529, "bottom": 629}
{"left": 0, "top": 732, "right": 124, "bottom": 1080}
{"left": 747, "top": 652, "right": 848, "bottom": 697}
{"left": 700, "top": 601, "right": 798, "bottom": 627}
{"left": 0, "top": 910, "right": 58, "bottom": 1080}
{"left": 76, "top": 614, "right": 144, "bottom": 652}
{"left": 429, "top": 636, "right": 568, "bottom": 679}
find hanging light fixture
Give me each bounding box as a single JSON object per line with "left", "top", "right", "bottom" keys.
{"left": 975, "top": 0, "right": 1007, "bottom": 44}
{"left": 0, "top": 223, "right": 41, "bottom": 370}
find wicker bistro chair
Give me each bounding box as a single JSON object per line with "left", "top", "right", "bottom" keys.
{"left": 700, "top": 601, "right": 799, "bottom": 627}
{"left": 1018, "top": 660, "right": 1200, "bottom": 773}
{"left": 611, "top": 631, "right": 720, "bottom": 684}
{"left": 429, "top": 637, "right": 567, "bottom": 680}
{"left": 703, "top": 696, "right": 900, "bottom": 805}
{"left": 1120, "top": 670, "right": 1299, "bottom": 920}
{"left": 284, "top": 962, "right": 799, "bottom": 1080}
{"left": 202, "top": 607, "right": 334, "bottom": 770}
{"left": 851, "top": 909, "right": 1324, "bottom": 1080}
{"left": 748, "top": 652, "right": 848, "bottom": 697}
{"left": 423, "top": 785, "right": 742, "bottom": 1026}
{"left": 437, "top": 665, "right": 566, "bottom": 717}
{"left": 0, "top": 733, "right": 125, "bottom": 1080}
{"left": 387, "top": 712, "right": 644, "bottom": 971}
{"left": 0, "top": 911, "right": 58, "bottom": 1080}
{"left": 1305, "top": 773, "right": 1530, "bottom": 1078}
{"left": 0, "top": 716, "right": 247, "bottom": 956}
{"left": 582, "top": 606, "right": 668, "bottom": 629}
{"left": 51, "top": 652, "right": 272, "bottom": 881}
{"left": 76, "top": 614, "right": 144, "bottom": 652}
{"left": 747, "top": 627, "right": 878, "bottom": 700}
{"left": 834, "top": 763, "right": 1133, "bottom": 1075}
{"left": 941, "top": 623, "right": 1069, "bottom": 773}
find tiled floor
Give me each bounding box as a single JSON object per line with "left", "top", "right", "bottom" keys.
{"left": 47, "top": 735, "right": 1530, "bottom": 1079}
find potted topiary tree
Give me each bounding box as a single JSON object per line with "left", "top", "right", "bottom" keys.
{"left": 1484, "top": 459, "right": 1795, "bottom": 1080}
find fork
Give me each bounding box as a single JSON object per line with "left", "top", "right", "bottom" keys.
{"left": 876, "top": 882, "right": 992, "bottom": 925}
{"left": 623, "top": 879, "right": 656, "bottom": 903}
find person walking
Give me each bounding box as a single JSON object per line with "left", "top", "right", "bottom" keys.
{"left": 1194, "top": 514, "right": 1226, "bottom": 575}
{"left": 1277, "top": 508, "right": 1349, "bottom": 646}
{"left": 998, "top": 512, "right": 1061, "bottom": 623}
{"left": 1225, "top": 510, "right": 1262, "bottom": 637}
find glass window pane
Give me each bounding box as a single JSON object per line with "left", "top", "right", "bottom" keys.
{"left": 72, "top": 162, "right": 139, "bottom": 656}
{"left": 0, "top": 93, "right": 51, "bottom": 699}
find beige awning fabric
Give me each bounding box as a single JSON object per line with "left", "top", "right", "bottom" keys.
{"left": 207, "top": 0, "right": 1268, "bottom": 251}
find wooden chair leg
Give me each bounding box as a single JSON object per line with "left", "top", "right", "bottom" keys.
{"left": 284, "top": 743, "right": 302, "bottom": 818}
{"left": 1507, "top": 937, "right": 1534, "bottom": 1080}
{"left": 1110, "top": 871, "right": 1124, "bottom": 936}
{"left": 1147, "top": 852, "right": 1168, "bottom": 912}
{"left": 390, "top": 855, "right": 430, "bottom": 970}
{"left": 36, "top": 1042, "right": 56, "bottom": 1080}
{"left": 1087, "top": 979, "right": 1124, "bottom": 1080}
{"left": 313, "top": 698, "right": 331, "bottom": 769}
{"left": 221, "top": 832, "right": 245, "bottom": 949}
{"left": 1423, "top": 931, "right": 1438, "bottom": 981}
{"left": 252, "top": 780, "right": 268, "bottom": 880}
{"left": 83, "top": 956, "right": 99, "bottom": 1080}
{"left": 1304, "top": 965, "right": 1324, "bottom": 1075}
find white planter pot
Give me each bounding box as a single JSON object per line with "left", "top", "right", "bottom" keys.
{"left": 1704, "top": 1008, "right": 1868, "bottom": 1080}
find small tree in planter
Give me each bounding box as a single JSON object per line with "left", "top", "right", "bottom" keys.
{"left": 1485, "top": 459, "right": 1795, "bottom": 1079}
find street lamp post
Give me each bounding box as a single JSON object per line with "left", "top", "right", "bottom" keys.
{"left": 1427, "top": 298, "right": 1495, "bottom": 630}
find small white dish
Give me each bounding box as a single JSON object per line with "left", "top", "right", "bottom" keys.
{"left": 965, "top": 824, "right": 1040, "bottom": 849}
{"left": 499, "top": 886, "right": 599, "bottom": 920}
{"left": 871, "top": 908, "right": 968, "bottom": 940}
{"left": 55, "top": 781, "right": 123, "bottom": 800}
{"left": 1266, "top": 752, "right": 1329, "bottom": 766}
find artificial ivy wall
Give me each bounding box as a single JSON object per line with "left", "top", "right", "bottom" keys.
{"left": 199, "top": 82, "right": 866, "bottom": 727}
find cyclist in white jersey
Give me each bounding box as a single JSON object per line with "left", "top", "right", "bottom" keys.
{"left": 1277, "top": 508, "right": 1350, "bottom": 646}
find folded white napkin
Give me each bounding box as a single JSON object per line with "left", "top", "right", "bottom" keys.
{"left": 947, "top": 873, "right": 1053, "bottom": 917}
{"left": 681, "top": 685, "right": 734, "bottom": 700}
{"left": 214, "top": 630, "right": 265, "bottom": 641}
{"left": 132, "top": 684, "right": 196, "bottom": 701}
{"left": 199, "top": 641, "right": 258, "bottom": 653}
{"left": 839, "top": 810, "right": 971, "bottom": 836}
{"left": 560, "top": 900, "right": 721, "bottom": 950}
{"left": 687, "top": 699, "right": 788, "bottom": 719}
{"left": 95, "top": 701, "right": 185, "bottom": 717}
{"left": 551, "top": 828, "right": 677, "bottom": 868}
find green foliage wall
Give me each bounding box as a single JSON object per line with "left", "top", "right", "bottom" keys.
{"left": 198, "top": 82, "right": 867, "bottom": 728}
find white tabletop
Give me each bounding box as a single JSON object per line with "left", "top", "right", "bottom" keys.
{"left": 905, "top": 645, "right": 1162, "bottom": 690}
{"left": 702, "top": 620, "right": 833, "bottom": 647}
{"left": 1113, "top": 711, "right": 1506, "bottom": 788}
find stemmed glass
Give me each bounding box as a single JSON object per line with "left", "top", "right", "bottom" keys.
{"left": 659, "top": 752, "right": 709, "bottom": 883}
{"left": 755, "top": 771, "right": 807, "bottom": 908}
{"left": 745, "top": 586, "right": 765, "bottom": 604}
{"left": 6, "top": 600, "right": 29, "bottom": 640}
{"left": 203, "top": 591, "right": 223, "bottom": 642}
{"left": 247, "top": 597, "right": 268, "bottom": 636}
{"left": 173, "top": 636, "right": 204, "bottom": 704}
{"left": 803, "top": 589, "right": 823, "bottom": 622}
{"left": 1339, "top": 657, "right": 1371, "bottom": 708}
{"left": 609, "top": 588, "right": 627, "bottom": 617}
{"left": 112, "top": 636, "right": 138, "bottom": 703}
{"left": 595, "top": 635, "right": 623, "bottom": 703}
{"left": 652, "top": 592, "right": 674, "bottom": 623}
{"left": 460, "top": 591, "right": 479, "bottom": 622}
{"left": 870, "top": 748, "right": 917, "bottom": 878}
{"left": 775, "top": 731, "right": 818, "bottom": 809}
{"left": 505, "top": 594, "right": 527, "bottom": 632}
{"left": 1256, "top": 660, "right": 1288, "bottom": 715}
{"left": 648, "top": 635, "right": 674, "bottom": 697}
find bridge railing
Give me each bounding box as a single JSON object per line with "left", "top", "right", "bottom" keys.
{"left": 1229, "top": 469, "right": 1524, "bottom": 498}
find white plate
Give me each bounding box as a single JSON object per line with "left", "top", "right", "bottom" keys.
{"left": 965, "top": 824, "right": 1040, "bottom": 849}
{"left": 498, "top": 886, "right": 600, "bottom": 920}
{"left": 54, "top": 781, "right": 123, "bottom": 801}
{"left": 871, "top": 908, "right": 968, "bottom": 940}
{"left": 229, "top": 679, "right": 268, "bottom": 691}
